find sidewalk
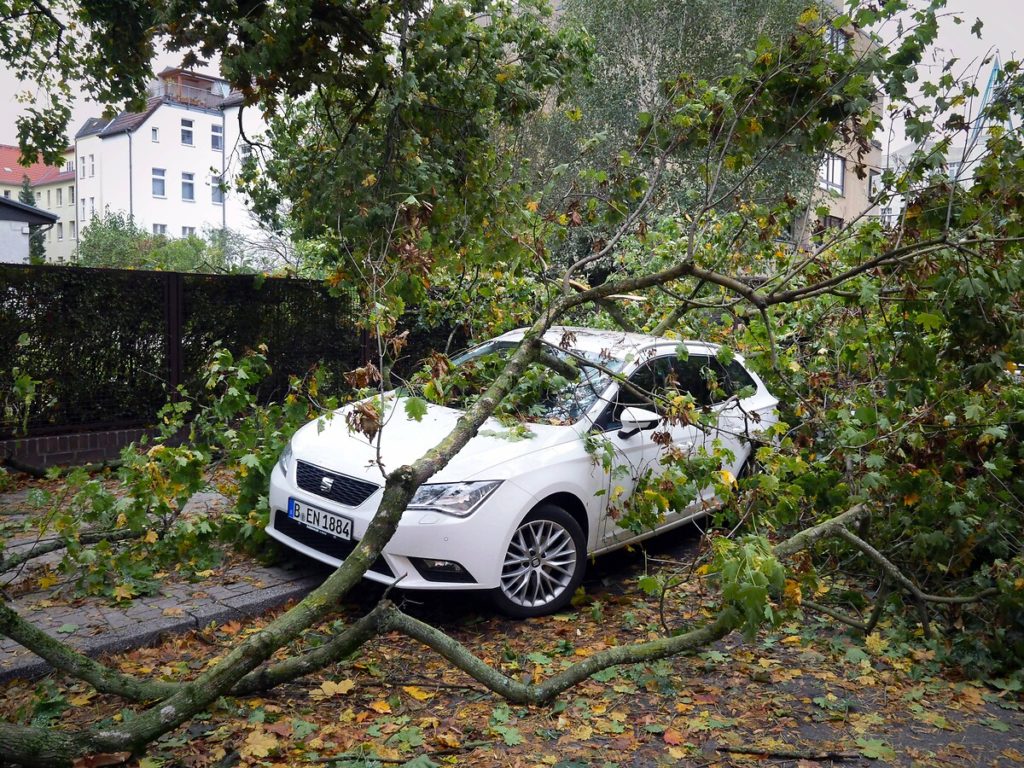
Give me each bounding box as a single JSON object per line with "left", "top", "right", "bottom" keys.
{"left": 0, "top": 489, "right": 324, "bottom": 682}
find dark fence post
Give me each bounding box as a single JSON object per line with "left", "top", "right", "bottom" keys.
{"left": 165, "top": 272, "right": 183, "bottom": 390}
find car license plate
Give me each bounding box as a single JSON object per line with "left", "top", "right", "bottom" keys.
{"left": 288, "top": 498, "right": 353, "bottom": 540}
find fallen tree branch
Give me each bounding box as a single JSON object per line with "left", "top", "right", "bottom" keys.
{"left": 0, "top": 529, "right": 143, "bottom": 575}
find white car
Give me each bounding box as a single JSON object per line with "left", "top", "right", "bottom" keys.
{"left": 267, "top": 327, "right": 778, "bottom": 617}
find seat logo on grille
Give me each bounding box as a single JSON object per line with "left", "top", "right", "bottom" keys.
{"left": 320, "top": 477, "right": 334, "bottom": 493}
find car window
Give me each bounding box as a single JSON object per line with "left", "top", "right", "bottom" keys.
{"left": 596, "top": 353, "right": 757, "bottom": 430}
{"left": 447, "top": 341, "right": 624, "bottom": 424}
{"left": 671, "top": 356, "right": 756, "bottom": 405}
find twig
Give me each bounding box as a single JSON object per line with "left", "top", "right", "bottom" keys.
{"left": 717, "top": 744, "right": 859, "bottom": 761}
{"left": 312, "top": 740, "right": 490, "bottom": 764}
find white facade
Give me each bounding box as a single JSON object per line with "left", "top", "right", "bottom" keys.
{"left": 74, "top": 70, "right": 266, "bottom": 246}
{"left": 33, "top": 150, "right": 78, "bottom": 263}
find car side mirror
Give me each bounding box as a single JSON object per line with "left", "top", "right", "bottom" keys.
{"left": 617, "top": 407, "right": 661, "bottom": 439}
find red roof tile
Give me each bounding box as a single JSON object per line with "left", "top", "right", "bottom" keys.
{"left": 0, "top": 145, "right": 63, "bottom": 187}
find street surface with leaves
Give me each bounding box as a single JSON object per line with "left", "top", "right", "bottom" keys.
{"left": 0, "top": 495, "right": 1019, "bottom": 768}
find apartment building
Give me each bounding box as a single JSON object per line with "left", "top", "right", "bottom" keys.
{"left": 0, "top": 145, "right": 77, "bottom": 262}
{"left": 802, "top": 4, "right": 885, "bottom": 242}
{"left": 75, "top": 68, "right": 264, "bottom": 241}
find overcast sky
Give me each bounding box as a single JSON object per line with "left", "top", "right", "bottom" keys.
{"left": 0, "top": 0, "right": 1020, "bottom": 151}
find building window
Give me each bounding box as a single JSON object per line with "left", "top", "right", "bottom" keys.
{"left": 182, "top": 226, "right": 196, "bottom": 237}
{"left": 56, "top": 188, "right": 63, "bottom": 206}
{"left": 89, "top": 197, "right": 95, "bottom": 217}
{"left": 70, "top": 221, "right": 77, "bottom": 240}
{"left": 89, "top": 155, "right": 95, "bottom": 177}
{"left": 211, "top": 124, "right": 223, "bottom": 151}
{"left": 152, "top": 168, "right": 166, "bottom": 197}
{"left": 152, "top": 127, "right": 159, "bottom": 142}
{"left": 46, "top": 190, "right": 51, "bottom": 207}
{"left": 81, "top": 199, "right": 86, "bottom": 219}
{"left": 35, "top": 192, "right": 41, "bottom": 204}
{"left": 181, "top": 119, "right": 194, "bottom": 146}
{"left": 868, "top": 169, "right": 881, "bottom": 200}
{"left": 211, "top": 174, "right": 225, "bottom": 204}
{"left": 153, "top": 223, "right": 167, "bottom": 235}
{"left": 80, "top": 159, "right": 85, "bottom": 179}
{"left": 57, "top": 222, "right": 64, "bottom": 240}
{"left": 64, "top": 159, "right": 74, "bottom": 173}
{"left": 182, "top": 172, "right": 195, "bottom": 201}
{"left": 3, "top": 190, "right": 9, "bottom": 199}
{"left": 818, "top": 152, "right": 845, "bottom": 195}
{"left": 817, "top": 215, "right": 844, "bottom": 233}
{"left": 824, "top": 26, "right": 851, "bottom": 53}
{"left": 69, "top": 186, "right": 75, "bottom": 204}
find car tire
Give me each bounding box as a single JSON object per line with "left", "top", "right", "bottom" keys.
{"left": 737, "top": 449, "right": 762, "bottom": 481}
{"left": 491, "top": 504, "right": 586, "bottom": 619}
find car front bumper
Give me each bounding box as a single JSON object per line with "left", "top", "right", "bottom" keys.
{"left": 266, "top": 462, "right": 534, "bottom": 590}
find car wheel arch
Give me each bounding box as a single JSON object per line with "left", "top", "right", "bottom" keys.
{"left": 529, "top": 491, "right": 589, "bottom": 547}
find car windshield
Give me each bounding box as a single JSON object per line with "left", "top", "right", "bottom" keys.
{"left": 445, "top": 340, "right": 625, "bottom": 425}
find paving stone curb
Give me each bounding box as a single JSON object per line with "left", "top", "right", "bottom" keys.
{"left": 0, "top": 575, "right": 322, "bottom": 684}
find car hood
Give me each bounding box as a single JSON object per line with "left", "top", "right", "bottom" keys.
{"left": 290, "top": 397, "right": 582, "bottom": 484}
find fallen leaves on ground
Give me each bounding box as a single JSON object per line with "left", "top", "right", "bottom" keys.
{"left": 0, "top": 534, "right": 1021, "bottom": 768}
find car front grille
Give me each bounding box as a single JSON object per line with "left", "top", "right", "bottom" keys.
{"left": 273, "top": 510, "right": 394, "bottom": 578}
{"left": 295, "top": 461, "right": 379, "bottom": 507}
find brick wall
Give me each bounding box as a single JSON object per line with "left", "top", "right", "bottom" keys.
{"left": 0, "top": 428, "right": 149, "bottom": 469}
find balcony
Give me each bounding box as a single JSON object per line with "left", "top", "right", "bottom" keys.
{"left": 149, "top": 81, "right": 225, "bottom": 110}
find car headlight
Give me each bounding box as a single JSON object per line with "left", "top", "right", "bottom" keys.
{"left": 408, "top": 481, "right": 501, "bottom": 518}
{"left": 276, "top": 440, "right": 294, "bottom": 477}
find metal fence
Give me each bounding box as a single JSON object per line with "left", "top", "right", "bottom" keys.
{"left": 0, "top": 265, "right": 460, "bottom": 438}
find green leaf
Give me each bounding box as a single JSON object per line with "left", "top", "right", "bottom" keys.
{"left": 857, "top": 738, "right": 896, "bottom": 761}
{"left": 404, "top": 397, "right": 429, "bottom": 422}
{"left": 981, "top": 717, "right": 1010, "bottom": 732}
{"left": 491, "top": 725, "right": 523, "bottom": 746}
{"left": 914, "top": 312, "right": 944, "bottom": 330}
{"left": 239, "top": 453, "right": 260, "bottom": 468}
{"left": 637, "top": 575, "right": 661, "bottom": 596}
{"left": 57, "top": 623, "right": 79, "bottom": 634}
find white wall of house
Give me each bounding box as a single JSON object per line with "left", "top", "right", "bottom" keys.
{"left": 0, "top": 220, "right": 30, "bottom": 263}
{"left": 76, "top": 99, "right": 265, "bottom": 245}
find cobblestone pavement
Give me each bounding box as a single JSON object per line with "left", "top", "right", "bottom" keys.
{"left": 0, "top": 489, "right": 324, "bottom": 682}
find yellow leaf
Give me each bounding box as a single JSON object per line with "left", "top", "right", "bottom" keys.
{"left": 797, "top": 7, "right": 820, "bottom": 25}
{"left": 361, "top": 173, "right": 377, "bottom": 187}
{"left": 195, "top": 569, "right": 215, "bottom": 578}
{"left": 315, "top": 679, "right": 356, "bottom": 699}
{"left": 436, "top": 732, "right": 461, "bottom": 748}
{"left": 162, "top": 607, "right": 184, "bottom": 618}
{"left": 37, "top": 572, "right": 59, "bottom": 589}
{"left": 144, "top": 530, "right": 159, "bottom": 544}
{"left": 70, "top": 692, "right": 95, "bottom": 706}
{"left": 784, "top": 579, "right": 803, "bottom": 606}
{"left": 668, "top": 746, "right": 689, "bottom": 759}
{"left": 368, "top": 700, "right": 392, "bottom": 714}
{"left": 572, "top": 724, "right": 593, "bottom": 740}
{"left": 525, "top": 200, "right": 539, "bottom": 213}
{"left": 112, "top": 583, "right": 135, "bottom": 601}
{"left": 864, "top": 632, "right": 888, "bottom": 656}
{"left": 718, "top": 469, "right": 736, "bottom": 487}
{"left": 241, "top": 728, "right": 278, "bottom": 759}
{"left": 401, "top": 686, "right": 433, "bottom": 701}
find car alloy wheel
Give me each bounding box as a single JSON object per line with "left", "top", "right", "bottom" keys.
{"left": 493, "top": 504, "right": 585, "bottom": 618}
